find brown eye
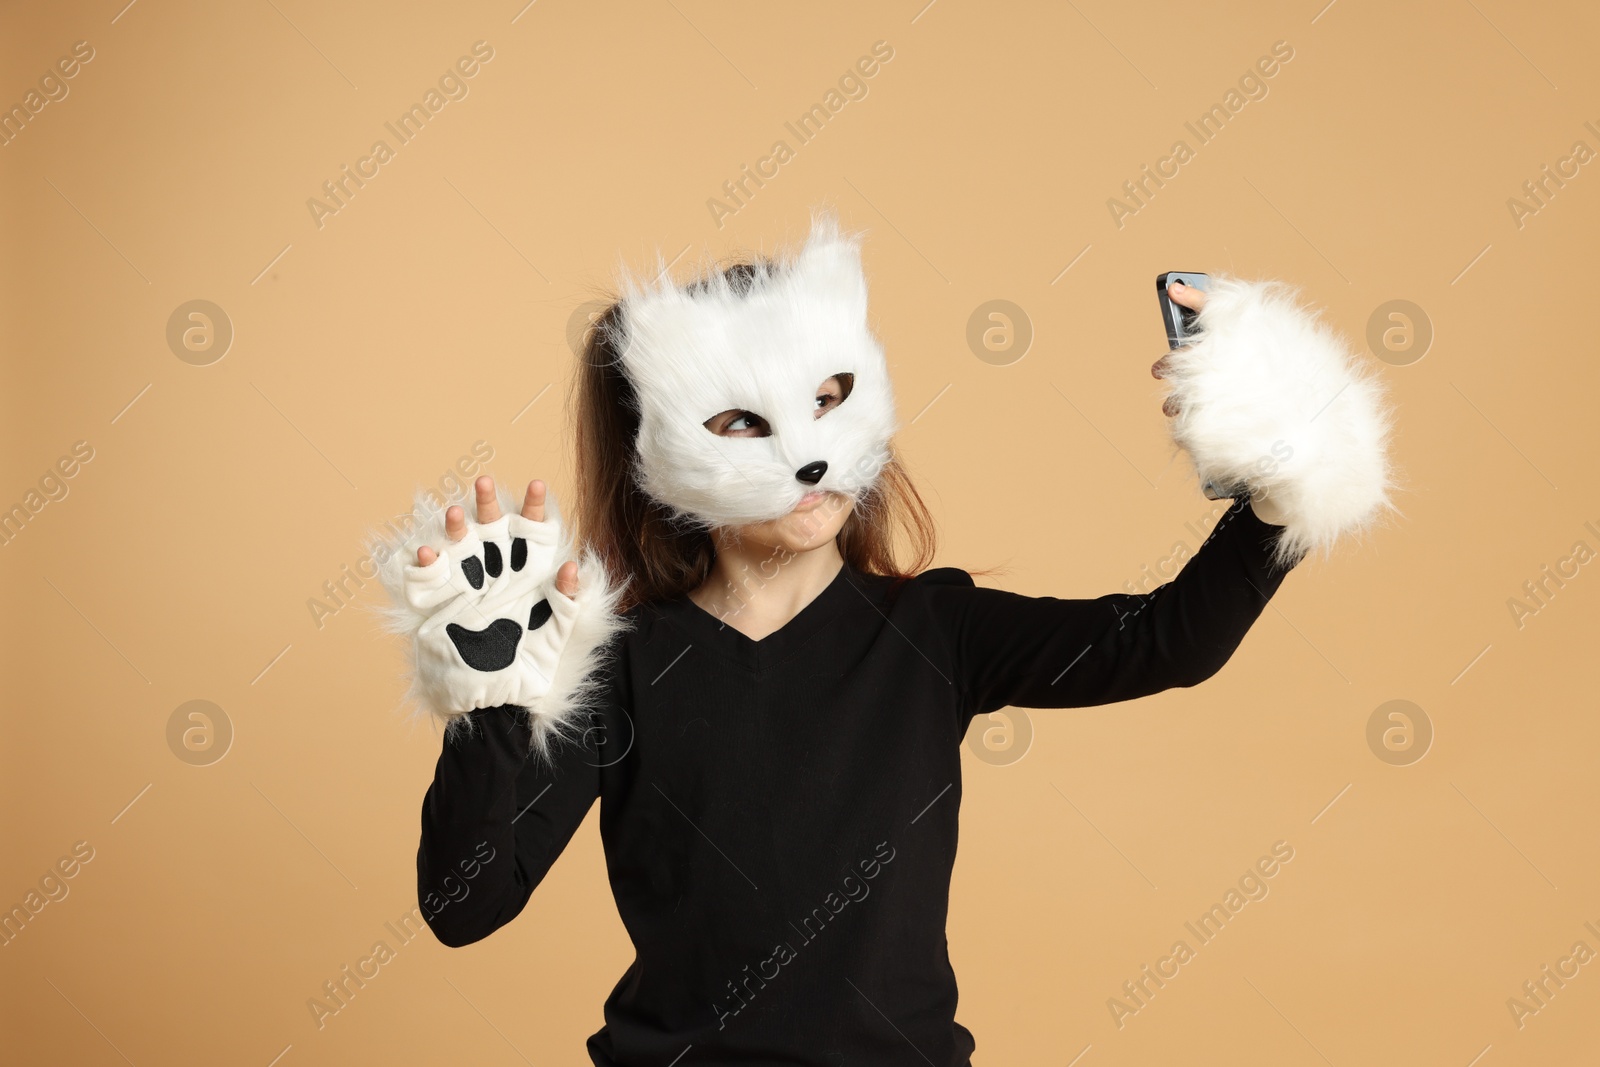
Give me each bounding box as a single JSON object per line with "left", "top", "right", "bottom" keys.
{"left": 703, "top": 409, "right": 771, "bottom": 437}
{"left": 814, "top": 373, "right": 854, "bottom": 418}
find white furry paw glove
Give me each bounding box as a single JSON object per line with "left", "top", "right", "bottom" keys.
{"left": 365, "top": 484, "right": 631, "bottom": 754}
{"left": 1162, "top": 275, "right": 1397, "bottom": 568}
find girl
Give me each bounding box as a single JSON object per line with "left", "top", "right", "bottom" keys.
{"left": 374, "top": 210, "right": 1393, "bottom": 1065}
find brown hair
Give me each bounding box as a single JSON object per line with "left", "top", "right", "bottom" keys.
{"left": 566, "top": 260, "right": 941, "bottom": 614}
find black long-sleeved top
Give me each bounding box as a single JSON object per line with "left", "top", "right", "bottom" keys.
{"left": 415, "top": 496, "right": 1296, "bottom": 1065}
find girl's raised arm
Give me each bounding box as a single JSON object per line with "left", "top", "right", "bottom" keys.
{"left": 363, "top": 474, "right": 634, "bottom": 944}
{"left": 416, "top": 705, "right": 601, "bottom": 947}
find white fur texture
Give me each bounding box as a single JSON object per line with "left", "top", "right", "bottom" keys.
{"left": 361, "top": 484, "right": 632, "bottom": 763}
{"left": 603, "top": 207, "right": 899, "bottom": 528}
{"left": 1163, "top": 275, "right": 1397, "bottom": 567}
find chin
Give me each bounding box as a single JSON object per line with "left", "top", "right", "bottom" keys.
{"left": 766, "top": 492, "right": 854, "bottom": 548}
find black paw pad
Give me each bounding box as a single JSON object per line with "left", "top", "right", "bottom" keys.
{"left": 460, "top": 556, "right": 484, "bottom": 589}
{"left": 528, "top": 599, "right": 554, "bottom": 631}
{"left": 446, "top": 618, "right": 523, "bottom": 672}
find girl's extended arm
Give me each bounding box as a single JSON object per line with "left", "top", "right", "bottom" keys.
{"left": 930, "top": 494, "right": 1292, "bottom": 721}
{"left": 934, "top": 274, "right": 1395, "bottom": 722}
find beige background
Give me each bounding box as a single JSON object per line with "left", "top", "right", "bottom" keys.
{"left": 3, "top": 0, "right": 1598, "bottom": 1063}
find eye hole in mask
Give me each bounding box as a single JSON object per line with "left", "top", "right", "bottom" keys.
{"left": 703, "top": 373, "right": 855, "bottom": 438}
{"left": 818, "top": 372, "right": 854, "bottom": 414}
{"left": 704, "top": 409, "right": 771, "bottom": 437}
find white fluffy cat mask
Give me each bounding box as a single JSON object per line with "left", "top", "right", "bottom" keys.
{"left": 600, "top": 210, "right": 900, "bottom": 529}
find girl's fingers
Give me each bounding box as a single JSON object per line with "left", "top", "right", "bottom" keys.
{"left": 444, "top": 504, "right": 467, "bottom": 542}
{"left": 414, "top": 476, "right": 547, "bottom": 565}
{"left": 473, "top": 476, "right": 502, "bottom": 524}
{"left": 1167, "top": 280, "right": 1208, "bottom": 311}
{"left": 521, "top": 479, "right": 547, "bottom": 523}
{"left": 420, "top": 481, "right": 485, "bottom": 564}
{"left": 554, "top": 559, "right": 580, "bottom": 598}
{"left": 419, "top": 506, "right": 468, "bottom": 566}
{"left": 1155, "top": 351, "right": 1181, "bottom": 415}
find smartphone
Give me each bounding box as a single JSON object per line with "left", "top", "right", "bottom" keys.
{"left": 1156, "top": 270, "right": 1209, "bottom": 349}
{"left": 1156, "top": 271, "right": 1241, "bottom": 501}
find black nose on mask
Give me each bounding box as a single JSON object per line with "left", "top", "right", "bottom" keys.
{"left": 795, "top": 460, "right": 828, "bottom": 485}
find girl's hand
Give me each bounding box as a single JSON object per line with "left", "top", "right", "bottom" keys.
{"left": 371, "top": 467, "right": 633, "bottom": 733}
{"left": 417, "top": 476, "right": 581, "bottom": 598}
{"left": 1151, "top": 281, "right": 1290, "bottom": 526}
{"left": 1150, "top": 279, "right": 1207, "bottom": 417}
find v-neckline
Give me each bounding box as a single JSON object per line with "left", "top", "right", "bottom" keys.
{"left": 671, "top": 559, "right": 859, "bottom": 672}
